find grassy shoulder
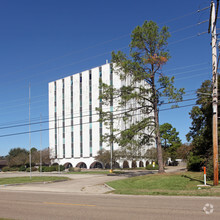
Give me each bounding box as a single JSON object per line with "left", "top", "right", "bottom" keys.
{"left": 67, "top": 170, "right": 125, "bottom": 175}
{"left": 106, "top": 171, "right": 220, "bottom": 196}
{"left": 0, "top": 176, "right": 69, "bottom": 185}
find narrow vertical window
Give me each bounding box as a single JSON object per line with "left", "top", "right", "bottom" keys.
{"left": 80, "top": 73, "right": 83, "bottom": 157}
{"left": 110, "top": 64, "right": 114, "bottom": 152}
{"left": 54, "top": 81, "right": 57, "bottom": 158}
{"left": 71, "top": 76, "right": 74, "bottom": 158}
{"left": 89, "top": 70, "right": 92, "bottom": 157}
{"left": 99, "top": 67, "right": 103, "bottom": 150}
{"left": 62, "top": 79, "right": 65, "bottom": 158}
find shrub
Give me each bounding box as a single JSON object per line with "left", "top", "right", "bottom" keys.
{"left": 19, "top": 166, "right": 26, "bottom": 171}
{"left": 40, "top": 165, "right": 65, "bottom": 172}
{"left": 2, "top": 167, "right": 19, "bottom": 172}
{"left": 59, "top": 165, "right": 65, "bottom": 171}
{"left": 69, "top": 167, "right": 81, "bottom": 172}
{"left": 146, "top": 164, "right": 159, "bottom": 170}
{"left": 187, "top": 153, "right": 204, "bottom": 171}
{"left": 26, "top": 167, "right": 37, "bottom": 172}
{"left": 206, "top": 157, "right": 220, "bottom": 180}
{"left": 10, "top": 167, "right": 19, "bottom": 171}
{"left": 2, "top": 167, "right": 10, "bottom": 172}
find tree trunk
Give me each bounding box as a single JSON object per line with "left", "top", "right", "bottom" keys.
{"left": 154, "top": 101, "right": 165, "bottom": 173}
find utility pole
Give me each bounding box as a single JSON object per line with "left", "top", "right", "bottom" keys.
{"left": 209, "top": 0, "right": 219, "bottom": 186}
{"left": 40, "top": 113, "right": 42, "bottom": 173}
{"left": 29, "top": 83, "right": 32, "bottom": 179}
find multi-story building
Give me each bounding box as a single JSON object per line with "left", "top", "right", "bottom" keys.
{"left": 49, "top": 63, "right": 154, "bottom": 169}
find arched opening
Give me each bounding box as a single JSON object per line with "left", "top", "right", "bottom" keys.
{"left": 90, "top": 161, "right": 103, "bottom": 169}
{"left": 64, "top": 162, "right": 73, "bottom": 169}
{"left": 105, "top": 163, "right": 110, "bottom": 169}
{"left": 123, "top": 160, "right": 129, "bottom": 169}
{"left": 139, "top": 161, "right": 144, "bottom": 167}
{"left": 146, "top": 160, "right": 149, "bottom": 167}
{"left": 132, "top": 160, "right": 137, "bottom": 168}
{"left": 52, "top": 162, "right": 59, "bottom": 166}
{"left": 113, "top": 162, "right": 120, "bottom": 169}
{"left": 105, "top": 162, "right": 120, "bottom": 169}
{"left": 76, "top": 162, "right": 87, "bottom": 169}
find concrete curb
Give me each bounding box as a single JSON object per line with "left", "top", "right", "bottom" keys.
{"left": 104, "top": 183, "right": 115, "bottom": 191}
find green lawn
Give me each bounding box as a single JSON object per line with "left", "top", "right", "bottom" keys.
{"left": 0, "top": 176, "right": 69, "bottom": 185}
{"left": 107, "top": 172, "right": 220, "bottom": 196}
{"left": 67, "top": 170, "right": 125, "bottom": 175}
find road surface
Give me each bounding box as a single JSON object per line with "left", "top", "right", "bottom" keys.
{"left": 0, "top": 190, "right": 219, "bottom": 220}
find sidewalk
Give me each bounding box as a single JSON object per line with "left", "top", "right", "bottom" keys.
{"left": 0, "top": 172, "right": 125, "bottom": 194}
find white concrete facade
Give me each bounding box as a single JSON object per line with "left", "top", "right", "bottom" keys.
{"left": 49, "top": 63, "right": 155, "bottom": 169}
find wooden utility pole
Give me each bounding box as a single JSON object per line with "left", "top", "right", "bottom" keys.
{"left": 209, "top": 1, "right": 219, "bottom": 186}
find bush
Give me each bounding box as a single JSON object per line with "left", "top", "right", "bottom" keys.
{"left": 10, "top": 167, "right": 19, "bottom": 171}
{"left": 69, "top": 167, "right": 81, "bottom": 172}
{"left": 26, "top": 167, "right": 37, "bottom": 172}
{"left": 19, "top": 166, "right": 26, "bottom": 171}
{"left": 206, "top": 157, "right": 220, "bottom": 180}
{"left": 40, "top": 165, "right": 65, "bottom": 172}
{"left": 1, "top": 167, "right": 19, "bottom": 172}
{"left": 146, "top": 164, "right": 159, "bottom": 170}
{"left": 2, "top": 167, "right": 10, "bottom": 172}
{"left": 187, "top": 153, "right": 204, "bottom": 171}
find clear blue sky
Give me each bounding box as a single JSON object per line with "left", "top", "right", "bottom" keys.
{"left": 0, "top": 0, "right": 214, "bottom": 156}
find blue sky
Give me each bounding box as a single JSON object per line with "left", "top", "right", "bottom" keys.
{"left": 0, "top": 0, "right": 214, "bottom": 156}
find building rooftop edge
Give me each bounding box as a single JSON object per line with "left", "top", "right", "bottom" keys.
{"left": 48, "top": 62, "right": 112, "bottom": 84}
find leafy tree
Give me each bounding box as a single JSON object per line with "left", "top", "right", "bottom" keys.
{"left": 177, "top": 143, "right": 193, "bottom": 160}
{"left": 7, "top": 148, "right": 29, "bottom": 167}
{"left": 31, "top": 147, "right": 39, "bottom": 165}
{"left": 186, "top": 80, "right": 213, "bottom": 159}
{"left": 98, "top": 21, "right": 184, "bottom": 173}
{"left": 186, "top": 79, "right": 219, "bottom": 172}
{"left": 160, "top": 123, "right": 181, "bottom": 162}
{"left": 42, "top": 148, "right": 51, "bottom": 165}
{"left": 95, "top": 149, "right": 119, "bottom": 168}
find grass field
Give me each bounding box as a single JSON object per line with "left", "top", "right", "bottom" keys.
{"left": 107, "top": 172, "right": 220, "bottom": 196}
{"left": 67, "top": 170, "right": 125, "bottom": 175}
{"left": 0, "top": 176, "right": 69, "bottom": 185}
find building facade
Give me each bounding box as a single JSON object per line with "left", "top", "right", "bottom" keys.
{"left": 49, "top": 63, "right": 154, "bottom": 169}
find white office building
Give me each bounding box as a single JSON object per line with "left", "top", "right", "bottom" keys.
{"left": 49, "top": 63, "right": 154, "bottom": 169}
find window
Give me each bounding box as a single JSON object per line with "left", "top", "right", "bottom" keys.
{"left": 99, "top": 67, "right": 103, "bottom": 150}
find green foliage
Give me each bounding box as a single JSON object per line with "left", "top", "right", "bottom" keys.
{"left": 2, "top": 167, "right": 19, "bottom": 172}
{"left": 19, "top": 166, "right": 26, "bottom": 171}
{"left": 186, "top": 79, "right": 220, "bottom": 170}
{"left": 7, "top": 147, "right": 29, "bottom": 167}
{"left": 146, "top": 164, "right": 159, "bottom": 170}
{"left": 177, "top": 143, "right": 193, "bottom": 159}
{"left": 106, "top": 172, "right": 219, "bottom": 196}
{"left": 40, "top": 165, "right": 65, "bottom": 172}
{"left": 0, "top": 176, "right": 69, "bottom": 185}
{"left": 68, "top": 167, "right": 81, "bottom": 172}
{"left": 160, "top": 123, "right": 181, "bottom": 162}
{"left": 97, "top": 20, "right": 184, "bottom": 173}
{"left": 187, "top": 153, "right": 204, "bottom": 171}
{"left": 26, "top": 167, "right": 37, "bottom": 172}
{"left": 206, "top": 157, "right": 220, "bottom": 180}
{"left": 2, "top": 167, "right": 10, "bottom": 172}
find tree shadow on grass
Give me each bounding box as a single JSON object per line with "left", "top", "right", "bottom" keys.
{"left": 181, "top": 175, "right": 204, "bottom": 184}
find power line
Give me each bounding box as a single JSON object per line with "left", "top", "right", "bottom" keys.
{"left": 0, "top": 97, "right": 199, "bottom": 131}
{"left": 0, "top": 102, "right": 199, "bottom": 138}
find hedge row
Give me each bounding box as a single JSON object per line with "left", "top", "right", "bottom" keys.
{"left": 1, "top": 165, "right": 65, "bottom": 172}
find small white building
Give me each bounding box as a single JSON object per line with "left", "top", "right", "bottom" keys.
{"left": 48, "top": 63, "right": 154, "bottom": 169}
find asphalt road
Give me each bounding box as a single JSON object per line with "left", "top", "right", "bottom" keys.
{"left": 0, "top": 190, "right": 219, "bottom": 220}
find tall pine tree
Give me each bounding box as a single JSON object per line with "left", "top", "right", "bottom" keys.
{"left": 98, "top": 21, "right": 184, "bottom": 173}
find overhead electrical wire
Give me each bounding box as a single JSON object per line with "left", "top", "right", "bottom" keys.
{"left": 0, "top": 102, "right": 199, "bottom": 139}
{"left": 0, "top": 97, "right": 198, "bottom": 131}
